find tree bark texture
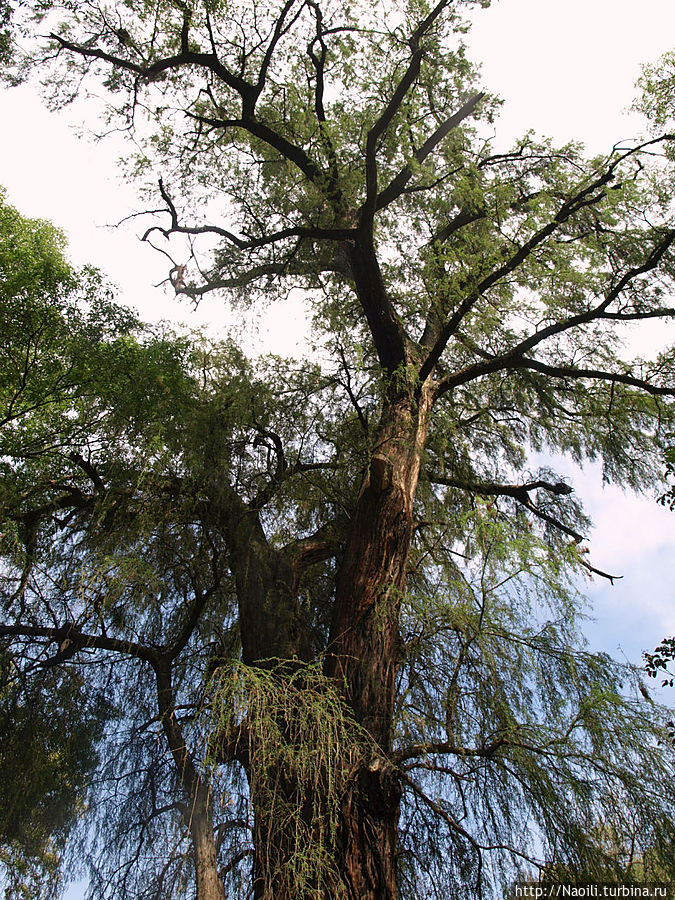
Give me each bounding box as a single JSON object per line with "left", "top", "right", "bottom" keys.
{"left": 336, "top": 761, "right": 403, "bottom": 900}
{"left": 328, "top": 388, "right": 432, "bottom": 745}
{"left": 326, "top": 386, "right": 433, "bottom": 899}
{"left": 230, "top": 511, "right": 312, "bottom": 666}
{"left": 237, "top": 387, "right": 432, "bottom": 899}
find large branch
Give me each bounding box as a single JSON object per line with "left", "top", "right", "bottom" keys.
{"left": 363, "top": 47, "right": 424, "bottom": 218}
{"left": 436, "top": 345, "right": 675, "bottom": 399}
{"left": 0, "top": 622, "right": 159, "bottom": 665}
{"left": 168, "top": 580, "right": 221, "bottom": 661}
{"left": 419, "top": 137, "right": 674, "bottom": 382}
{"left": 284, "top": 520, "right": 341, "bottom": 575}
{"left": 513, "top": 358, "right": 675, "bottom": 397}
{"left": 306, "top": 0, "right": 341, "bottom": 204}
{"left": 395, "top": 734, "right": 510, "bottom": 765}
{"left": 51, "top": 33, "right": 327, "bottom": 188}
{"left": 146, "top": 177, "right": 351, "bottom": 247}
{"left": 347, "top": 239, "right": 409, "bottom": 374}
{"left": 375, "top": 92, "right": 485, "bottom": 211}
{"left": 50, "top": 33, "right": 254, "bottom": 101}
{"left": 183, "top": 106, "right": 327, "bottom": 185}
{"left": 153, "top": 659, "right": 222, "bottom": 817}
{"left": 419, "top": 182, "right": 616, "bottom": 382}
{"left": 171, "top": 260, "right": 342, "bottom": 298}
{"left": 361, "top": 0, "right": 453, "bottom": 221}
{"left": 601, "top": 307, "right": 675, "bottom": 320}
{"left": 432, "top": 228, "right": 675, "bottom": 396}
{"left": 498, "top": 226, "right": 675, "bottom": 361}
{"left": 429, "top": 473, "right": 583, "bottom": 542}
{"left": 254, "top": 0, "right": 305, "bottom": 101}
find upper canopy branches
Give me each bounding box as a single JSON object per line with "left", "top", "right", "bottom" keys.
{"left": 19, "top": 0, "right": 490, "bottom": 368}
{"left": 14, "top": 0, "right": 675, "bottom": 394}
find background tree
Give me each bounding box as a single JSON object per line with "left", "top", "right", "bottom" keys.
{"left": 0, "top": 193, "right": 120, "bottom": 898}
{"left": 3, "top": 2, "right": 675, "bottom": 898}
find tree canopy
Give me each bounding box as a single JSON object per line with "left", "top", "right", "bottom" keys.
{"left": 3, "top": 2, "right": 675, "bottom": 899}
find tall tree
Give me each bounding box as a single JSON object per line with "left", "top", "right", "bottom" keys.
{"left": 3, "top": 2, "right": 675, "bottom": 898}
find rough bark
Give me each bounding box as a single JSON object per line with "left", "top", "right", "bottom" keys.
{"left": 326, "top": 385, "right": 433, "bottom": 899}
{"left": 328, "top": 388, "right": 432, "bottom": 742}
{"left": 230, "top": 510, "right": 312, "bottom": 665}
{"left": 337, "top": 762, "right": 403, "bottom": 900}
{"left": 228, "top": 387, "right": 432, "bottom": 899}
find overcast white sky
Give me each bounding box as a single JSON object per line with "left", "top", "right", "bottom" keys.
{"left": 1, "top": 2, "right": 675, "bottom": 896}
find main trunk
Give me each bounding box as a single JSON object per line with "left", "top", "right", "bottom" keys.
{"left": 327, "top": 386, "right": 432, "bottom": 899}
{"left": 232, "top": 387, "right": 432, "bottom": 898}
{"left": 335, "top": 760, "right": 403, "bottom": 899}
{"left": 328, "top": 389, "right": 431, "bottom": 740}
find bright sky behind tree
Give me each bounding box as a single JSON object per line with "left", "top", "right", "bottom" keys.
{"left": 1, "top": 2, "right": 674, "bottom": 895}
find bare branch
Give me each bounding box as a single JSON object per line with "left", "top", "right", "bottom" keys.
{"left": 144, "top": 178, "right": 354, "bottom": 248}
{"left": 512, "top": 358, "right": 675, "bottom": 397}
{"left": 337, "top": 344, "right": 369, "bottom": 434}
{"left": 429, "top": 473, "right": 583, "bottom": 541}
{"left": 49, "top": 32, "right": 254, "bottom": 100}
{"left": 0, "top": 622, "right": 159, "bottom": 665}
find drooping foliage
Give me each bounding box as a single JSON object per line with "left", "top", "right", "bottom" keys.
{"left": 0, "top": 663, "right": 107, "bottom": 900}
{"left": 0, "top": 191, "right": 192, "bottom": 896}
{"left": 2, "top": 2, "right": 675, "bottom": 899}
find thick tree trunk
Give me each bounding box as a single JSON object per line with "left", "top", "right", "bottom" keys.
{"left": 249, "top": 777, "right": 316, "bottom": 900}
{"left": 213, "top": 485, "right": 312, "bottom": 666}
{"left": 328, "top": 389, "right": 431, "bottom": 740}
{"left": 326, "top": 386, "right": 433, "bottom": 899}
{"left": 231, "top": 513, "right": 311, "bottom": 665}
{"left": 336, "top": 761, "right": 402, "bottom": 900}
{"left": 228, "top": 384, "right": 432, "bottom": 898}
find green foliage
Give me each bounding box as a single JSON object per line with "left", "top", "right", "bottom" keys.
{"left": 0, "top": 1, "right": 14, "bottom": 72}
{"left": 636, "top": 50, "right": 675, "bottom": 131}
{"left": 0, "top": 662, "right": 107, "bottom": 900}
{"left": 208, "top": 661, "right": 374, "bottom": 899}
{"left": 397, "top": 509, "right": 675, "bottom": 896}
{"left": 2, "top": 3, "right": 675, "bottom": 899}
{"left": 0, "top": 191, "right": 198, "bottom": 894}
{"left": 645, "top": 636, "right": 675, "bottom": 689}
